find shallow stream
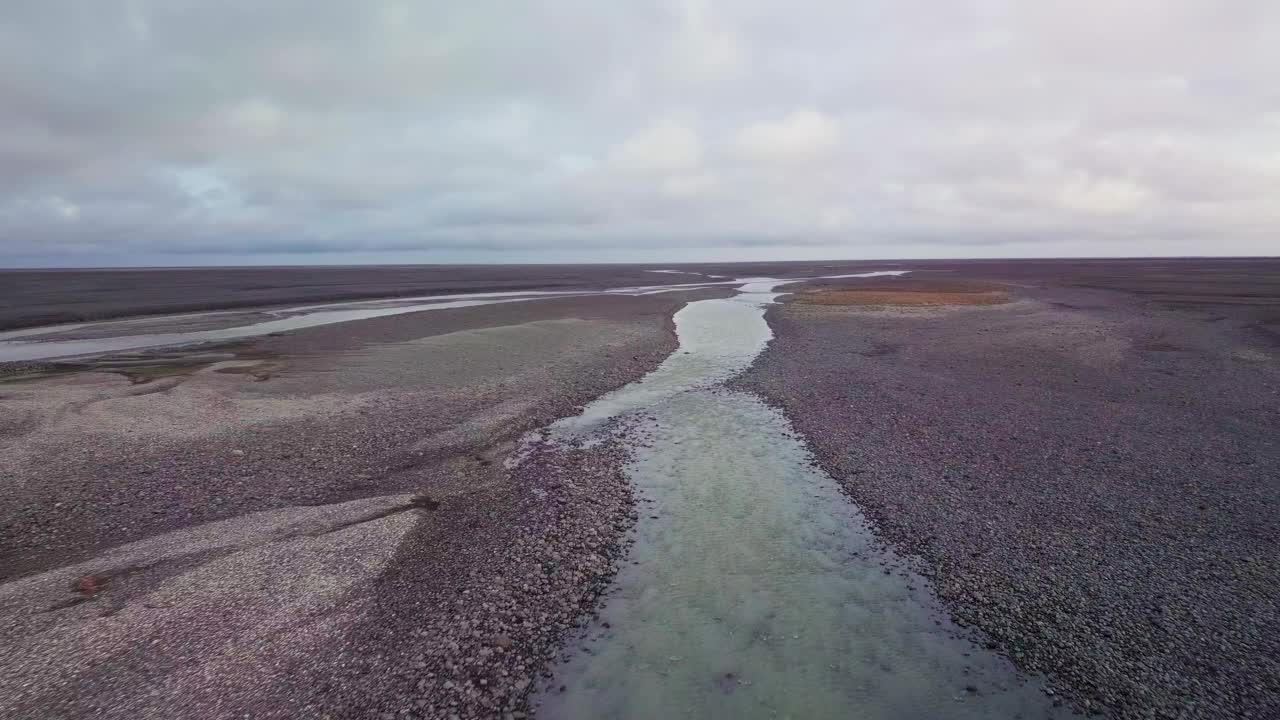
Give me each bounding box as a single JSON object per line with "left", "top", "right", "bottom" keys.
{"left": 535, "top": 278, "right": 1063, "bottom": 719}
{"left": 0, "top": 281, "right": 750, "bottom": 363}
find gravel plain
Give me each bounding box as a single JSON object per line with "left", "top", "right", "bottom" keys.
{"left": 736, "top": 262, "right": 1280, "bottom": 719}
{"left": 4, "top": 258, "right": 1277, "bottom": 719}
{"left": 0, "top": 290, "right": 723, "bottom": 719}
{"left": 0, "top": 265, "right": 701, "bottom": 331}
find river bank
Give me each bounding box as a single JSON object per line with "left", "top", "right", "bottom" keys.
{"left": 533, "top": 278, "right": 1065, "bottom": 719}
{"left": 0, "top": 265, "right": 709, "bottom": 331}
{"left": 735, "top": 267, "right": 1280, "bottom": 719}
{"left": 4, "top": 259, "right": 1276, "bottom": 719}
{"left": 0, "top": 290, "right": 724, "bottom": 718}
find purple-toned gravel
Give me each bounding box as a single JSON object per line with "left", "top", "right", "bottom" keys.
{"left": 735, "top": 281, "right": 1280, "bottom": 719}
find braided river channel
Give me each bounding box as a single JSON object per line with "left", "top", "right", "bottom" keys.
{"left": 535, "top": 276, "right": 1065, "bottom": 719}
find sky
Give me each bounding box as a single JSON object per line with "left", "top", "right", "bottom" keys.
{"left": 2, "top": 1, "right": 1278, "bottom": 267}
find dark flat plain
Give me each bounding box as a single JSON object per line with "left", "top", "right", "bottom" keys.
{"left": 0, "top": 259, "right": 919, "bottom": 332}
{"left": 5, "top": 257, "right": 1275, "bottom": 330}
{"left": 0, "top": 264, "right": 706, "bottom": 331}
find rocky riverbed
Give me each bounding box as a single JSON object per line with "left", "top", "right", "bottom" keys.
{"left": 3, "top": 259, "right": 1277, "bottom": 719}
{"left": 0, "top": 291, "right": 721, "bottom": 719}
{"left": 735, "top": 268, "right": 1280, "bottom": 719}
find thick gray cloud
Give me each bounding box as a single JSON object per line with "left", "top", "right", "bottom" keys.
{"left": 1, "top": 0, "right": 1278, "bottom": 265}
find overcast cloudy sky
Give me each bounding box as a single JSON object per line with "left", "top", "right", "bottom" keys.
{"left": 2, "top": 1, "right": 1278, "bottom": 266}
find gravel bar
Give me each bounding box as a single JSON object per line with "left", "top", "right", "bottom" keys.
{"left": 735, "top": 277, "right": 1280, "bottom": 719}
{"left": 0, "top": 292, "right": 704, "bottom": 719}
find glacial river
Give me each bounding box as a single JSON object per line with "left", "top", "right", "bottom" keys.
{"left": 0, "top": 283, "right": 736, "bottom": 363}
{"left": 535, "top": 276, "right": 1064, "bottom": 719}
{"left": 0, "top": 272, "right": 902, "bottom": 364}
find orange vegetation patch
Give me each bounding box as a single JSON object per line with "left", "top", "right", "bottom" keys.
{"left": 73, "top": 574, "right": 110, "bottom": 596}
{"left": 794, "top": 289, "right": 1011, "bottom": 307}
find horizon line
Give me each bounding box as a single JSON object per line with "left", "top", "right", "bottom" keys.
{"left": 2, "top": 254, "right": 1277, "bottom": 272}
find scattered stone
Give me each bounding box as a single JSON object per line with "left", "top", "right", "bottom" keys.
{"left": 735, "top": 272, "right": 1280, "bottom": 720}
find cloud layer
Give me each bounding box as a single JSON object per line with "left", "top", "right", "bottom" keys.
{"left": 2, "top": 1, "right": 1278, "bottom": 265}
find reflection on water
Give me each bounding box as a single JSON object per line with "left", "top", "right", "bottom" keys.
{"left": 535, "top": 276, "right": 1063, "bottom": 719}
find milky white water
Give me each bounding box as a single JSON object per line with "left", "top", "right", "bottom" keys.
{"left": 0, "top": 272, "right": 903, "bottom": 364}
{"left": 0, "top": 280, "right": 744, "bottom": 363}
{"left": 534, "top": 276, "right": 1064, "bottom": 719}
{"left": 0, "top": 296, "right": 562, "bottom": 362}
